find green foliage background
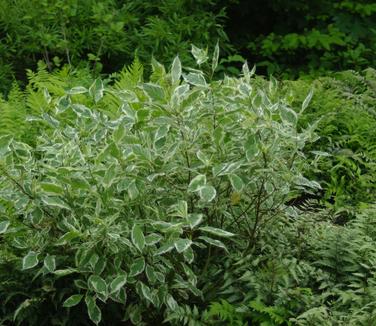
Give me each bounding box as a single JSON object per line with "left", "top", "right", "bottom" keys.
{"left": 0, "top": 0, "right": 375, "bottom": 325}
{"left": 0, "top": 0, "right": 230, "bottom": 93}
{"left": 225, "top": 0, "right": 376, "bottom": 76}
{"left": 1, "top": 0, "right": 376, "bottom": 92}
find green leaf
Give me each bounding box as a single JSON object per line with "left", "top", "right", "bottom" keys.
{"left": 294, "top": 176, "right": 321, "bottom": 189}
{"left": 264, "top": 181, "right": 274, "bottom": 194}
{"left": 40, "top": 182, "right": 64, "bottom": 195}
{"left": 199, "top": 236, "right": 228, "bottom": 251}
{"left": 280, "top": 106, "right": 297, "bottom": 125}
{"left": 155, "top": 271, "right": 165, "bottom": 283}
{"left": 174, "top": 239, "right": 192, "bottom": 253}
{"left": 188, "top": 174, "right": 206, "bottom": 192}
{"left": 110, "top": 274, "right": 127, "bottom": 294}
{"left": 228, "top": 174, "right": 244, "bottom": 192}
{"left": 199, "top": 226, "right": 235, "bottom": 237}
{"left": 154, "top": 243, "right": 175, "bottom": 256}
{"left": 166, "top": 294, "right": 178, "bottom": 310}
{"left": 63, "top": 294, "right": 83, "bottom": 308}
{"left": 89, "top": 79, "right": 104, "bottom": 103}
{"left": 140, "top": 282, "right": 153, "bottom": 304}
{"left": 54, "top": 268, "right": 77, "bottom": 277}
{"left": 183, "top": 246, "right": 194, "bottom": 264}
{"left": 44, "top": 255, "right": 56, "bottom": 272}
{"left": 85, "top": 296, "right": 101, "bottom": 325}
{"left": 301, "top": 89, "right": 314, "bottom": 113}
{"left": 113, "top": 124, "right": 126, "bottom": 143}
{"left": 89, "top": 253, "right": 99, "bottom": 269}
{"left": 155, "top": 125, "right": 169, "bottom": 142}
{"left": 128, "top": 180, "right": 139, "bottom": 200}
{"left": 171, "top": 56, "right": 182, "bottom": 84}
{"left": 0, "top": 135, "right": 11, "bottom": 156}
{"left": 212, "top": 42, "right": 219, "bottom": 73}
{"left": 145, "top": 265, "right": 157, "bottom": 283}
{"left": 184, "top": 72, "right": 207, "bottom": 87}
{"left": 145, "top": 233, "right": 163, "bottom": 246}
{"left": 191, "top": 45, "right": 208, "bottom": 65}
{"left": 242, "top": 62, "right": 252, "bottom": 83}
{"left": 56, "top": 231, "right": 80, "bottom": 246}
{"left": 245, "top": 135, "right": 259, "bottom": 161}
{"left": 131, "top": 224, "right": 145, "bottom": 252}
{"left": 71, "top": 104, "right": 92, "bottom": 119}
{"left": 41, "top": 196, "right": 70, "bottom": 210}
{"left": 22, "top": 251, "right": 39, "bottom": 270}
{"left": 110, "top": 287, "right": 127, "bottom": 304}
{"left": 198, "top": 185, "right": 216, "bottom": 202}
{"left": 67, "top": 86, "right": 88, "bottom": 95}
{"left": 187, "top": 213, "right": 203, "bottom": 228}
{"left": 88, "top": 275, "right": 107, "bottom": 296}
{"left": 173, "top": 84, "right": 190, "bottom": 102}
{"left": 13, "top": 299, "right": 31, "bottom": 321}
{"left": 0, "top": 221, "right": 10, "bottom": 234}
{"left": 102, "top": 164, "right": 116, "bottom": 188}
{"left": 213, "top": 162, "right": 242, "bottom": 177}
{"left": 143, "top": 83, "right": 165, "bottom": 101}
{"left": 129, "top": 257, "right": 145, "bottom": 277}
{"left": 170, "top": 200, "right": 188, "bottom": 218}
{"left": 94, "top": 257, "right": 107, "bottom": 275}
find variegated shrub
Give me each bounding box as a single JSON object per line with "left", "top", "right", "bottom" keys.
{"left": 0, "top": 48, "right": 318, "bottom": 325}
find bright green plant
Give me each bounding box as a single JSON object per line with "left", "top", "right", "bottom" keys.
{"left": 0, "top": 48, "right": 319, "bottom": 324}
{"left": 205, "top": 299, "right": 291, "bottom": 325}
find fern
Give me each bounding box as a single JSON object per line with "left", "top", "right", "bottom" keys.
{"left": 0, "top": 82, "right": 26, "bottom": 139}
{"left": 163, "top": 304, "right": 203, "bottom": 326}
{"left": 206, "top": 300, "right": 247, "bottom": 326}
{"left": 113, "top": 56, "right": 144, "bottom": 90}
{"left": 249, "top": 299, "right": 291, "bottom": 325}
{"left": 206, "top": 299, "right": 290, "bottom": 325}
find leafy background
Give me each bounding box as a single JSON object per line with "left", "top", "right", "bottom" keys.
{"left": 0, "top": 1, "right": 375, "bottom": 325}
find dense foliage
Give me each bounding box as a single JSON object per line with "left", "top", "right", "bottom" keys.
{"left": 0, "top": 0, "right": 229, "bottom": 93}
{"left": 226, "top": 0, "right": 376, "bottom": 76}
{"left": 2, "top": 0, "right": 376, "bottom": 93}
{"left": 0, "top": 48, "right": 375, "bottom": 325}
{"left": 247, "top": 69, "right": 376, "bottom": 215}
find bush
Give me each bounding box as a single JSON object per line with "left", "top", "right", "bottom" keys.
{"left": 0, "top": 50, "right": 318, "bottom": 324}
{"left": 0, "top": 0, "right": 231, "bottom": 93}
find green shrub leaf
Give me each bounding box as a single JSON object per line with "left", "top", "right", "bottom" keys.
{"left": 85, "top": 296, "right": 101, "bottom": 325}
{"left": 132, "top": 224, "right": 145, "bottom": 252}
{"left": 228, "top": 174, "right": 244, "bottom": 192}
{"left": 41, "top": 196, "right": 70, "bottom": 210}
{"left": 22, "top": 251, "right": 39, "bottom": 270}
{"left": 171, "top": 56, "right": 182, "bottom": 84}
{"left": 174, "top": 239, "right": 192, "bottom": 253}
{"left": 129, "top": 258, "right": 145, "bottom": 277}
{"left": 88, "top": 275, "right": 107, "bottom": 296}
{"left": 199, "top": 226, "right": 235, "bottom": 237}
{"left": 188, "top": 174, "right": 206, "bottom": 192}
{"left": 44, "top": 255, "right": 56, "bottom": 272}
{"left": 63, "top": 294, "right": 83, "bottom": 308}
{"left": 0, "top": 221, "right": 10, "bottom": 234}
{"left": 110, "top": 274, "right": 128, "bottom": 294}
{"left": 199, "top": 185, "right": 217, "bottom": 202}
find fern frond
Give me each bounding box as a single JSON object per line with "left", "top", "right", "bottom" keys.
{"left": 0, "top": 82, "right": 26, "bottom": 139}
{"left": 114, "top": 57, "right": 144, "bottom": 90}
